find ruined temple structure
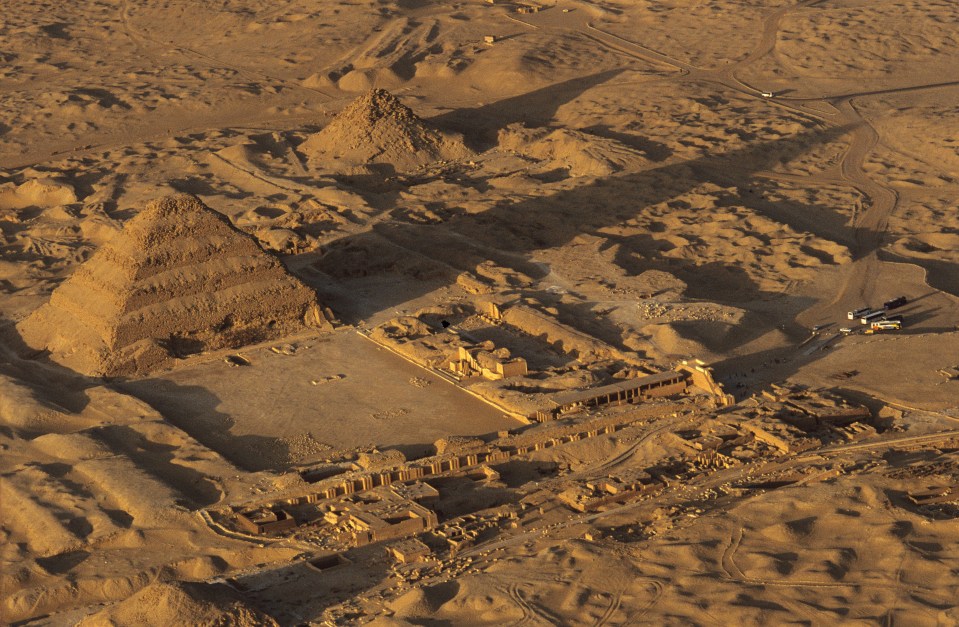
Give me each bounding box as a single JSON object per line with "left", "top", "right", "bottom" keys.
{"left": 448, "top": 344, "right": 528, "bottom": 381}
{"left": 18, "top": 194, "right": 330, "bottom": 377}
{"left": 530, "top": 370, "right": 690, "bottom": 421}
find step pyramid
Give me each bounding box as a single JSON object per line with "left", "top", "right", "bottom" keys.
{"left": 18, "top": 194, "right": 329, "bottom": 377}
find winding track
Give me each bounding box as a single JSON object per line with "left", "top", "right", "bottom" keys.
{"left": 594, "top": 585, "right": 623, "bottom": 627}
{"left": 720, "top": 526, "right": 747, "bottom": 581}
{"left": 507, "top": 582, "right": 537, "bottom": 625}
{"left": 510, "top": 0, "right": 959, "bottom": 330}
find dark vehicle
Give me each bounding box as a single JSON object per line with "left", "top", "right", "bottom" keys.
{"left": 884, "top": 296, "right": 908, "bottom": 310}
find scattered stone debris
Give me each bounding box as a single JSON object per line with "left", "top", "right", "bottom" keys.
{"left": 938, "top": 366, "right": 959, "bottom": 380}
{"left": 829, "top": 370, "right": 859, "bottom": 381}
{"left": 224, "top": 354, "right": 251, "bottom": 367}
{"left": 371, "top": 408, "right": 411, "bottom": 420}
{"left": 281, "top": 433, "right": 333, "bottom": 462}
{"left": 311, "top": 374, "right": 346, "bottom": 385}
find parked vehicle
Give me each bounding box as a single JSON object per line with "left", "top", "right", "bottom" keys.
{"left": 882, "top": 314, "right": 903, "bottom": 324}
{"left": 860, "top": 310, "right": 885, "bottom": 324}
{"left": 871, "top": 319, "right": 902, "bottom": 331}
{"left": 848, "top": 307, "right": 871, "bottom": 320}
{"left": 884, "top": 296, "right": 908, "bottom": 310}
{"left": 839, "top": 327, "right": 853, "bottom": 335}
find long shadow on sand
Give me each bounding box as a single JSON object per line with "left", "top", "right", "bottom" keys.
{"left": 301, "top": 115, "right": 863, "bottom": 386}
{"left": 1, "top": 317, "right": 291, "bottom": 480}
{"left": 880, "top": 249, "right": 959, "bottom": 302}
{"left": 431, "top": 68, "right": 628, "bottom": 150}
{"left": 0, "top": 318, "right": 95, "bottom": 417}
{"left": 118, "top": 377, "right": 302, "bottom": 473}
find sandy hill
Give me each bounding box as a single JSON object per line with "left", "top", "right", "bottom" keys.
{"left": 300, "top": 88, "right": 472, "bottom": 172}
{"left": 18, "top": 194, "right": 329, "bottom": 377}
{"left": 76, "top": 581, "right": 278, "bottom": 627}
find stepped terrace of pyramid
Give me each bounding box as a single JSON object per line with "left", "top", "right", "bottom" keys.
{"left": 17, "top": 194, "right": 329, "bottom": 377}
{"left": 300, "top": 88, "right": 472, "bottom": 172}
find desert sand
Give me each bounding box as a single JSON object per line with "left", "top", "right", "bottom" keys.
{"left": 3, "top": 0, "right": 959, "bottom": 624}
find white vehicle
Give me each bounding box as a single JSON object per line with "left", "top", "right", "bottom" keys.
{"left": 848, "top": 307, "right": 871, "bottom": 320}
{"left": 761, "top": 91, "right": 774, "bottom": 98}
{"left": 871, "top": 320, "right": 902, "bottom": 331}
{"left": 839, "top": 327, "right": 853, "bottom": 335}
{"left": 860, "top": 310, "right": 885, "bottom": 324}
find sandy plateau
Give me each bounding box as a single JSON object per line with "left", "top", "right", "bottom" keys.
{"left": 2, "top": 0, "right": 959, "bottom": 625}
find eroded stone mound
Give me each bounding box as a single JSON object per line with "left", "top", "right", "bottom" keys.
{"left": 497, "top": 124, "right": 650, "bottom": 177}
{"left": 76, "top": 581, "right": 278, "bottom": 627}
{"left": 18, "top": 194, "right": 329, "bottom": 377}
{"left": 300, "top": 88, "right": 472, "bottom": 172}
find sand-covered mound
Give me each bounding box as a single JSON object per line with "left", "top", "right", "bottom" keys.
{"left": 300, "top": 89, "right": 472, "bottom": 172}
{"left": 0, "top": 177, "right": 78, "bottom": 210}
{"left": 498, "top": 124, "right": 649, "bottom": 177}
{"left": 77, "top": 580, "right": 277, "bottom": 627}
{"left": 18, "top": 194, "right": 329, "bottom": 377}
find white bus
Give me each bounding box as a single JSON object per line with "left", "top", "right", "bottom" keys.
{"left": 848, "top": 307, "right": 871, "bottom": 320}
{"left": 860, "top": 310, "right": 885, "bottom": 324}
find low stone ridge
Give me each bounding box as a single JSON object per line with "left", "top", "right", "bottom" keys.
{"left": 300, "top": 88, "right": 472, "bottom": 172}
{"left": 18, "top": 193, "right": 329, "bottom": 377}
